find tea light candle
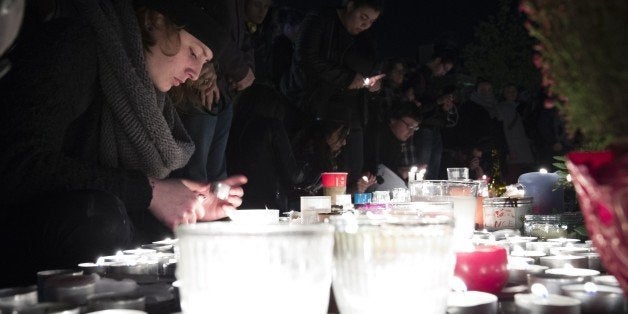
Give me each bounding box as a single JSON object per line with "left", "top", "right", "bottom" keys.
{"left": 540, "top": 255, "right": 588, "bottom": 269}
{"left": 547, "top": 238, "right": 580, "bottom": 245}
{"left": 140, "top": 243, "right": 173, "bottom": 252}
{"left": 87, "top": 293, "right": 146, "bottom": 312}
{"left": 545, "top": 266, "right": 600, "bottom": 278}
{"left": 518, "top": 169, "right": 564, "bottom": 214}
{"left": 560, "top": 282, "right": 626, "bottom": 314}
{"left": 0, "top": 286, "right": 38, "bottom": 311}
{"left": 152, "top": 237, "right": 178, "bottom": 246}
{"left": 13, "top": 302, "right": 81, "bottom": 314}
{"left": 515, "top": 283, "right": 580, "bottom": 314}
{"left": 78, "top": 262, "right": 107, "bottom": 275}
{"left": 505, "top": 236, "right": 537, "bottom": 252}
{"left": 549, "top": 246, "right": 591, "bottom": 256}
{"left": 122, "top": 248, "right": 157, "bottom": 256}
{"left": 510, "top": 247, "right": 546, "bottom": 264}
{"left": 508, "top": 263, "right": 548, "bottom": 284}
{"left": 528, "top": 273, "right": 588, "bottom": 294}
{"left": 44, "top": 274, "right": 96, "bottom": 305}
{"left": 573, "top": 252, "right": 603, "bottom": 271}
{"left": 526, "top": 241, "right": 563, "bottom": 254}
{"left": 593, "top": 275, "right": 620, "bottom": 287}
{"left": 446, "top": 277, "right": 498, "bottom": 314}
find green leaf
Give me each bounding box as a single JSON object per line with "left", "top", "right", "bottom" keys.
{"left": 553, "top": 163, "right": 567, "bottom": 170}
{"left": 553, "top": 156, "right": 566, "bottom": 162}
{"left": 574, "top": 226, "right": 588, "bottom": 237}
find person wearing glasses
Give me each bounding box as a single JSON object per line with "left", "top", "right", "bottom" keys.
{"left": 363, "top": 101, "right": 421, "bottom": 182}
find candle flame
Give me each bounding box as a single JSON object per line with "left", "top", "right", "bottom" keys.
{"left": 539, "top": 168, "right": 548, "bottom": 174}
{"left": 564, "top": 263, "right": 574, "bottom": 269}
{"left": 584, "top": 282, "right": 598, "bottom": 293}
{"left": 116, "top": 250, "right": 124, "bottom": 256}
{"left": 482, "top": 175, "right": 487, "bottom": 180}
{"left": 410, "top": 166, "right": 418, "bottom": 173}
{"left": 362, "top": 175, "right": 369, "bottom": 182}
{"left": 531, "top": 283, "right": 549, "bottom": 299}
{"left": 451, "top": 277, "right": 467, "bottom": 293}
{"left": 96, "top": 256, "right": 105, "bottom": 265}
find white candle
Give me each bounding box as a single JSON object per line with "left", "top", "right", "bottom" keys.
{"left": 545, "top": 267, "right": 600, "bottom": 278}
{"left": 447, "top": 277, "right": 498, "bottom": 314}
{"left": 515, "top": 283, "right": 581, "bottom": 314}
{"left": 508, "top": 263, "right": 548, "bottom": 284}
{"left": 593, "top": 275, "right": 620, "bottom": 287}
{"left": 547, "top": 238, "right": 581, "bottom": 245}
{"left": 540, "top": 255, "right": 588, "bottom": 269}
{"left": 526, "top": 241, "right": 563, "bottom": 254}
{"left": 560, "top": 282, "right": 625, "bottom": 314}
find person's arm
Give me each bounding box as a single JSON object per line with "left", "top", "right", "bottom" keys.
{"left": 294, "top": 13, "right": 355, "bottom": 89}
{"left": 0, "top": 21, "right": 151, "bottom": 210}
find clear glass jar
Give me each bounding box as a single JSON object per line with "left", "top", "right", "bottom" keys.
{"left": 483, "top": 197, "right": 533, "bottom": 231}
{"left": 523, "top": 212, "right": 584, "bottom": 240}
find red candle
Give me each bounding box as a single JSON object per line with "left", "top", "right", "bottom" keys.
{"left": 454, "top": 245, "right": 508, "bottom": 294}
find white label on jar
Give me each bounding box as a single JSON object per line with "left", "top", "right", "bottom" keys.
{"left": 484, "top": 207, "right": 516, "bottom": 230}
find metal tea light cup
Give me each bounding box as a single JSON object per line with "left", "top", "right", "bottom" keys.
{"left": 0, "top": 286, "right": 38, "bottom": 312}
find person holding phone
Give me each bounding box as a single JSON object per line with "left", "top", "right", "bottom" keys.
{"left": 288, "top": 0, "right": 384, "bottom": 191}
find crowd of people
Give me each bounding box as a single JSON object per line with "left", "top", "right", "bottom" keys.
{"left": 0, "top": 0, "right": 579, "bottom": 287}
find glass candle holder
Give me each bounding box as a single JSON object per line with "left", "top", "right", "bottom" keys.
{"left": 409, "top": 180, "right": 479, "bottom": 241}
{"left": 330, "top": 213, "right": 455, "bottom": 314}
{"left": 175, "top": 222, "right": 334, "bottom": 314}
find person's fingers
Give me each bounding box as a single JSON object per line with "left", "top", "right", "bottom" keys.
{"left": 369, "top": 74, "right": 386, "bottom": 83}
{"left": 226, "top": 195, "right": 243, "bottom": 207}
{"left": 221, "top": 175, "right": 248, "bottom": 187}
{"left": 228, "top": 186, "right": 244, "bottom": 197}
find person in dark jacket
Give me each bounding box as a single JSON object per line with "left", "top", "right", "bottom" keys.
{"left": 410, "top": 49, "right": 457, "bottom": 180}
{"left": 227, "top": 83, "right": 302, "bottom": 213}
{"left": 0, "top": 0, "right": 246, "bottom": 287}
{"left": 170, "top": 0, "right": 256, "bottom": 183}
{"left": 458, "top": 78, "right": 509, "bottom": 176}
{"left": 364, "top": 101, "right": 422, "bottom": 181}
{"left": 289, "top": 118, "right": 376, "bottom": 209}
{"left": 283, "top": 0, "right": 384, "bottom": 191}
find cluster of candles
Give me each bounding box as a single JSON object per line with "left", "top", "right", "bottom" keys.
{"left": 0, "top": 238, "right": 179, "bottom": 313}
{"left": 447, "top": 232, "right": 626, "bottom": 313}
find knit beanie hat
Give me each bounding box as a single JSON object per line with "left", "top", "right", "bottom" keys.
{"left": 136, "top": 0, "right": 230, "bottom": 57}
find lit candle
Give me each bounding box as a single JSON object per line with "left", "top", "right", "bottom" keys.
{"left": 526, "top": 241, "right": 564, "bottom": 254}
{"left": 593, "top": 275, "right": 620, "bottom": 287}
{"left": 547, "top": 238, "right": 581, "bottom": 245}
{"left": 507, "top": 262, "right": 548, "bottom": 285}
{"left": 518, "top": 169, "right": 564, "bottom": 214}
{"left": 454, "top": 245, "right": 508, "bottom": 294}
{"left": 510, "top": 246, "right": 546, "bottom": 264}
{"left": 545, "top": 264, "right": 600, "bottom": 278}
{"left": 515, "top": 283, "right": 581, "bottom": 314}
{"left": 540, "top": 256, "right": 588, "bottom": 269}
{"left": 528, "top": 272, "right": 588, "bottom": 295}
{"left": 446, "top": 277, "right": 498, "bottom": 314}
{"left": 560, "top": 282, "right": 625, "bottom": 314}
{"left": 549, "top": 246, "right": 591, "bottom": 256}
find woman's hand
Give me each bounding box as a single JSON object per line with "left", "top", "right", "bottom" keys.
{"left": 194, "top": 63, "right": 220, "bottom": 111}
{"left": 147, "top": 175, "right": 247, "bottom": 229}
{"left": 356, "top": 173, "right": 377, "bottom": 193}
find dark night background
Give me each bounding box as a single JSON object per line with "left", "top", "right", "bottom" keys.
{"left": 276, "top": 0, "right": 500, "bottom": 59}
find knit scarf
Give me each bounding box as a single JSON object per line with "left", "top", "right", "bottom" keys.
{"left": 470, "top": 91, "right": 502, "bottom": 121}
{"left": 74, "top": 0, "right": 194, "bottom": 179}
